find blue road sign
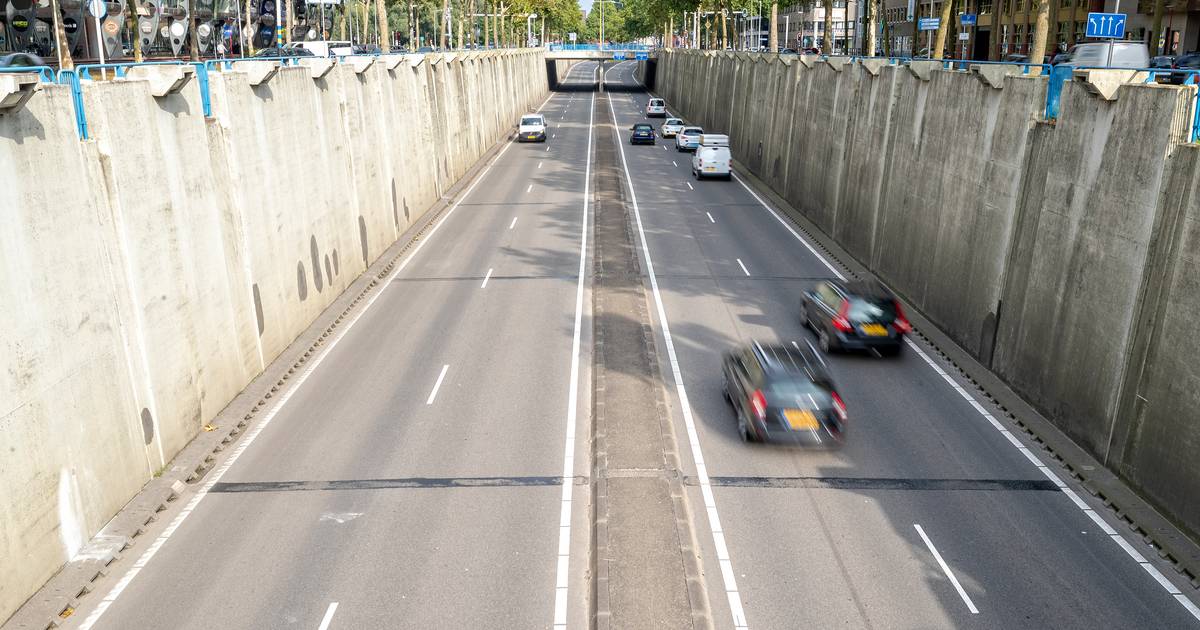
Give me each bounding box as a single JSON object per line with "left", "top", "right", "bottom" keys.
{"left": 918, "top": 18, "right": 940, "bottom": 31}
{"left": 1085, "top": 12, "right": 1126, "bottom": 39}
{"left": 613, "top": 52, "right": 627, "bottom": 60}
{"left": 960, "top": 13, "right": 976, "bottom": 25}
{"left": 635, "top": 51, "right": 648, "bottom": 60}
{"left": 223, "top": 25, "right": 233, "bottom": 38}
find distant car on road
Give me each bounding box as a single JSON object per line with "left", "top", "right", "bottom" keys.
{"left": 722, "top": 341, "right": 847, "bottom": 445}
{"left": 692, "top": 134, "right": 731, "bottom": 180}
{"left": 675, "top": 126, "right": 703, "bottom": 152}
{"left": 646, "top": 97, "right": 667, "bottom": 117}
{"left": 517, "top": 113, "right": 547, "bottom": 142}
{"left": 629, "top": 122, "right": 656, "bottom": 145}
{"left": 254, "top": 46, "right": 315, "bottom": 58}
{"left": 1069, "top": 41, "right": 1149, "bottom": 69}
{"left": 660, "top": 117, "right": 685, "bottom": 138}
{"left": 1169, "top": 52, "right": 1200, "bottom": 84}
{"left": 800, "top": 279, "right": 911, "bottom": 355}
{"left": 416, "top": 46, "right": 437, "bottom": 53}
{"left": 780, "top": 48, "right": 797, "bottom": 55}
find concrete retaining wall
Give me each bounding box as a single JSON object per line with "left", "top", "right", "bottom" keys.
{"left": 0, "top": 50, "right": 546, "bottom": 623}
{"left": 650, "top": 49, "right": 1200, "bottom": 540}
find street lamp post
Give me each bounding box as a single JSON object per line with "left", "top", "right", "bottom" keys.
{"left": 526, "top": 12, "right": 537, "bottom": 46}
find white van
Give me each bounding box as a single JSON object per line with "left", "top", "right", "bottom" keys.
{"left": 1067, "top": 41, "right": 1149, "bottom": 69}
{"left": 692, "top": 134, "right": 731, "bottom": 180}
{"left": 288, "top": 40, "right": 354, "bottom": 58}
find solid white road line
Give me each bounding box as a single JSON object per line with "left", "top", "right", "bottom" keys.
{"left": 481, "top": 268, "right": 493, "bottom": 289}
{"left": 706, "top": 212, "right": 715, "bottom": 223}
{"left": 730, "top": 172, "right": 845, "bottom": 280}
{"left": 426, "top": 365, "right": 449, "bottom": 405}
{"left": 553, "top": 90, "right": 595, "bottom": 630}
{"left": 509, "top": 217, "right": 518, "bottom": 230}
{"left": 608, "top": 92, "right": 749, "bottom": 630}
{"left": 914, "top": 524, "right": 979, "bottom": 614}
{"left": 75, "top": 89, "right": 565, "bottom": 630}
{"left": 736, "top": 258, "right": 750, "bottom": 276}
{"left": 317, "top": 602, "right": 339, "bottom": 630}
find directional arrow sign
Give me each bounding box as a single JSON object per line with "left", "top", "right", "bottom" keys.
{"left": 1085, "top": 12, "right": 1126, "bottom": 39}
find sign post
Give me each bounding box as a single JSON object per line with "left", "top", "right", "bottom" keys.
{"left": 1085, "top": 11, "right": 1127, "bottom": 66}
{"left": 87, "top": 0, "right": 106, "bottom": 73}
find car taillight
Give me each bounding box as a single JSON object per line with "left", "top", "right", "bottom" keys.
{"left": 893, "top": 300, "right": 913, "bottom": 334}
{"left": 831, "top": 392, "right": 847, "bottom": 421}
{"left": 750, "top": 390, "right": 767, "bottom": 421}
{"left": 833, "top": 299, "right": 853, "bottom": 332}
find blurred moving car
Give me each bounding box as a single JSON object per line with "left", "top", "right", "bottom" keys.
{"left": 254, "top": 46, "right": 315, "bottom": 58}
{"left": 675, "top": 126, "right": 703, "bottom": 152}
{"left": 722, "top": 341, "right": 847, "bottom": 444}
{"left": 660, "top": 117, "right": 685, "bottom": 138}
{"left": 517, "top": 113, "right": 547, "bottom": 142}
{"left": 287, "top": 40, "right": 352, "bottom": 57}
{"left": 629, "top": 122, "right": 656, "bottom": 145}
{"left": 416, "top": 46, "right": 437, "bottom": 53}
{"left": 692, "top": 134, "right": 731, "bottom": 180}
{"left": 1069, "top": 41, "right": 1149, "bottom": 69}
{"left": 1169, "top": 52, "right": 1200, "bottom": 84}
{"left": 0, "top": 52, "right": 44, "bottom": 68}
{"left": 780, "top": 48, "right": 797, "bottom": 55}
{"left": 646, "top": 97, "right": 667, "bottom": 117}
{"left": 800, "top": 279, "right": 912, "bottom": 355}
{"left": 1051, "top": 48, "right": 1075, "bottom": 65}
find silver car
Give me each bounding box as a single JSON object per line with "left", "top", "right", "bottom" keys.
{"left": 661, "top": 118, "right": 685, "bottom": 138}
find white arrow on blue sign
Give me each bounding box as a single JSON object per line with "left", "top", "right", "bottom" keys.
{"left": 918, "top": 18, "right": 940, "bottom": 31}
{"left": 1085, "top": 12, "right": 1126, "bottom": 39}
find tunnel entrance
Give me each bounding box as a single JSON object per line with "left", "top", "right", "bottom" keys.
{"left": 544, "top": 59, "right": 647, "bottom": 93}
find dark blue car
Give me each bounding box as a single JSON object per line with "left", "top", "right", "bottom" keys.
{"left": 629, "top": 123, "right": 656, "bottom": 145}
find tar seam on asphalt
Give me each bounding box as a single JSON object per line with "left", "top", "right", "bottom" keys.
{"left": 694, "top": 476, "right": 1059, "bottom": 491}
{"left": 210, "top": 476, "right": 578, "bottom": 492}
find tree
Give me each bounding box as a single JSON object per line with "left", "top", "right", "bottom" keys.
{"left": 1029, "top": 0, "right": 1049, "bottom": 66}
{"left": 822, "top": 0, "right": 831, "bottom": 53}
{"left": 1149, "top": 0, "right": 1166, "bottom": 55}
{"left": 933, "top": 0, "right": 952, "bottom": 58}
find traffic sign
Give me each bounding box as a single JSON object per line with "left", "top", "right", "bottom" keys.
{"left": 917, "top": 18, "right": 940, "bottom": 31}
{"left": 959, "top": 13, "right": 976, "bottom": 25}
{"left": 1086, "top": 12, "right": 1126, "bottom": 39}
{"left": 223, "top": 24, "right": 233, "bottom": 38}
{"left": 635, "top": 51, "right": 648, "bottom": 60}
{"left": 958, "top": 31, "right": 969, "bottom": 40}
{"left": 568, "top": 32, "right": 576, "bottom": 41}
{"left": 613, "top": 52, "right": 626, "bottom": 60}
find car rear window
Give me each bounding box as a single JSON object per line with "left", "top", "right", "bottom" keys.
{"left": 682, "top": 127, "right": 703, "bottom": 134}
{"left": 666, "top": 118, "right": 683, "bottom": 124}
{"left": 1180, "top": 55, "right": 1200, "bottom": 68}
{"left": 847, "top": 298, "right": 897, "bottom": 323}
{"left": 521, "top": 117, "right": 542, "bottom": 125}
{"left": 633, "top": 124, "right": 652, "bottom": 130}
{"left": 766, "top": 379, "right": 830, "bottom": 400}
{"left": 649, "top": 99, "right": 664, "bottom": 106}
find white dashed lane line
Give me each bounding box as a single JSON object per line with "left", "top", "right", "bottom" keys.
{"left": 425, "top": 365, "right": 449, "bottom": 405}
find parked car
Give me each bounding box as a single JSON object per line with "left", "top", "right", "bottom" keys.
{"left": 646, "top": 97, "right": 667, "bottom": 117}
{"left": 1051, "top": 49, "right": 1075, "bottom": 66}
{"left": 1169, "top": 52, "right": 1200, "bottom": 84}
{"left": 254, "top": 46, "right": 315, "bottom": 58}
{"left": 629, "top": 123, "right": 656, "bottom": 145}
{"left": 286, "top": 40, "right": 352, "bottom": 57}
{"left": 780, "top": 48, "right": 797, "bottom": 55}
{"left": 675, "top": 126, "right": 704, "bottom": 152}
{"left": 1003, "top": 53, "right": 1029, "bottom": 63}
{"left": 800, "top": 279, "right": 912, "bottom": 355}
{"left": 692, "top": 134, "right": 731, "bottom": 180}
{"left": 0, "top": 52, "right": 44, "bottom": 68}
{"left": 660, "top": 117, "right": 685, "bottom": 138}
{"left": 517, "top": 113, "right": 547, "bottom": 142}
{"left": 1069, "top": 41, "right": 1149, "bottom": 69}
{"left": 722, "top": 341, "right": 847, "bottom": 445}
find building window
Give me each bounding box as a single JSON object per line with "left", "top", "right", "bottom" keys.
{"left": 979, "top": 0, "right": 992, "bottom": 13}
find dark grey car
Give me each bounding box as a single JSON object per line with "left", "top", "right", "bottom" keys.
{"left": 800, "top": 280, "right": 911, "bottom": 355}
{"left": 722, "top": 341, "right": 847, "bottom": 445}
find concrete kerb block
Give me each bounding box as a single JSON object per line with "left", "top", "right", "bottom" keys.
{"left": 1073, "top": 68, "right": 1149, "bottom": 100}
{"left": 0, "top": 73, "right": 39, "bottom": 113}
{"left": 349, "top": 56, "right": 376, "bottom": 74}
{"left": 123, "top": 64, "right": 194, "bottom": 97}
{"left": 407, "top": 54, "right": 426, "bottom": 68}
{"left": 970, "top": 63, "right": 1021, "bottom": 88}
{"left": 859, "top": 58, "right": 887, "bottom": 76}
{"left": 908, "top": 60, "right": 940, "bottom": 81}
{"left": 383, "top": 54, "right": 406, "bottom": 70}
{"left": 823, "top": 56, "right": 848, "bottom": 72}
{"left": 797, "top": 54, "right": 817, "bottom": 69}
{"left": 230, "top": 59, "right": 279, "bottom": 86}
{"left": 298, "top": 57, "right": 335, "bottom": 79}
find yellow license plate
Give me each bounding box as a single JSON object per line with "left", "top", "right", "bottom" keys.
{"left": 860, "top": 323, "right": 887, "bottom": 336}
{"left": 705, "top": 167, "right": 716, "bottom": 171}
{"left": 784, "top": 409, "right": 819, "bottom": 430}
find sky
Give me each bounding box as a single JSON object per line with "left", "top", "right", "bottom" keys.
{"left": 578, "top": 0, "right": 594, "bottom": 16}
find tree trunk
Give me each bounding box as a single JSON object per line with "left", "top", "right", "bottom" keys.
{"left": 823, "top": 0, "right": 833, "bottom": 53}
{"left": 1028, "top": 0, "right": 1049, "bottom": 66}
{"left": 1149, "top": 0, "right": 1166, "bottom": 55}
{"left": 127, "top": 0, "right": 142, "bottom": 62}
{"left": 989, "top": 0, "right": 1002, "bottom": 60}
{"left": 866, "top": 0, "right": 877, "bottom": 56}
{"left": 933, "top": 0, "right": 952, "bottom": 58}
{"left": 188, "top": 0, "right": 200, "bottom": 60}
{"left": 50, "top": 0, "right": 73, "bottom": 69}
{"left": 376, "top": 0, "right": 390, "bottom": 51}
{"left": 910, "top": 0, "right": 919, "bottom": 56}
{"left": 721, "top": 9, "right": 728, "bottom": 49}
{"left": 769, "top": 2, "right": 778, "bottom": 51}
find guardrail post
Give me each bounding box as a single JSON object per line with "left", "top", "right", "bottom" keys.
{"left": 1044, "top": 64, "right": 1072, "bottom": 122}
{"left": 192, "top": 62, "right": 212, "bottom": 117}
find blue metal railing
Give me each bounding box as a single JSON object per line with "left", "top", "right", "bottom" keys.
{"left": 0, "top": 65, "right": 57, "bottom": 82}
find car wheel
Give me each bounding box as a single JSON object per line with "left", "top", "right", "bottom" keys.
{"left": 818, "top": 329, "right": 834, "bottom": 353}
{"left": 799, "top": 303, "right": 810, "bottom": 329}
{"left": 736, "top": 411, "right": 753, "bottom": 443}
{"left": 722, "top": 382, "right": 732, "bottom": 404}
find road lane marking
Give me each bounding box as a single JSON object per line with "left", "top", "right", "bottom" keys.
{"left": 608, "top": 93, "right": 749, "bottom": 630}
{"left": 426, "top": 365, "right": 449, "bottom": 405}
{"left": 914, "top": 524, "right": 979, "bottom": 614}
{"left": 317, "top": 602, "right": 339, "bottom": 630}
{"left": 731, "top": 172, "right": 845, "bottom": 280}
{"left": 546, "top": 146, "right": 551, "bottom": 152}
{"left": 509, "top": 217, "right": 518, "bottom": 230}
{"left": 686, "top": 182, "right": 694, "bottom": 190}
{"left": 75, "top": 89, "right": 566, "bottom": 630}
{"left": 481, "top": 268, "right": 493, "bottom": 289}
{"left": 553, "top": 89, "right": 595, "bottom": 630}
{"left": 673, "top": 160, "right": 678, "bottom": 167}
{"left": 706, "top": 212, "right": 715, "bottom": 223}
{"left": 736, "top": 259, "right": 750, "bottom": 276}
{"left": 538, "top": 161, "right": 543, "bottom": 169}
{"left": 527, "top": 184, "right": 533, "bottom": 193}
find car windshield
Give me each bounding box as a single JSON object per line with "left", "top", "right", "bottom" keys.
{"left": 847, "top": 298, "right": 897, "bottom": 323}
{"left": 521, "top": 117, "right": 543, "bottom": 126}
